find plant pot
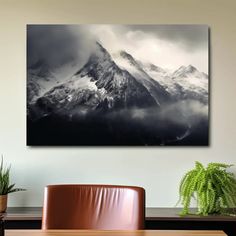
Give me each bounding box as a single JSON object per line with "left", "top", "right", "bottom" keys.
{"left": 0, "top": 195, "right": 7, "bottom": 213}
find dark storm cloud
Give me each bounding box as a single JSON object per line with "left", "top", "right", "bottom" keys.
{"left": 27, "top": 25, "right": 95, "bottom": 68}
{"left": 124, "top": 25, "right": 208, "bottom": 51}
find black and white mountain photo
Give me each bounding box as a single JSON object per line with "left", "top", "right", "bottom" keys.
{"left": 27, "top": 25, "right": 209, "bottom": 146}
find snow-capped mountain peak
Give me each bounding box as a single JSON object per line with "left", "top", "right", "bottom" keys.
{"left": 80, "top": 41, "right": 112, "bottom": 67}
{"left": 28, "top": 41, "right": 208, "bottom": 123}
{"left": 94, "top": 42, "right": 112, "bottom": 60}
{"left": 173, "top": 64, "right": 195, "bottom": 77}
{"left": 112, "top": 50, "right": 171, "bottom": 105}
{"left": 172, "top": 64, "right": 207, "bottom": 79}
{"left": 118, "top": 50, "right": 143, "bottom": 71}
{"left": 185, "top": 64, "right": 197, "bottom": 72}
{"left": 73, "top": 41, "right": 116, "bottom": 80}
{"left": 142, "top": 62, "right": 166, "bottom": 74}
{"left": 29, "top": 42, "right": 166, "bottom": 120}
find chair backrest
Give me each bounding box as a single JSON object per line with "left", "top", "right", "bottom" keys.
{"left": 42, "top": 184, "right": 145, "bottom": 230}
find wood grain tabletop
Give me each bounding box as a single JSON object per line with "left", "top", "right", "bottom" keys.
{"left": 5, "top": 230, "right": 227, "bottom": 236}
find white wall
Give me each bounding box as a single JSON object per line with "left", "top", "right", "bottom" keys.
{"left": 0, "top": 0, "right": 236, "bottom": 207}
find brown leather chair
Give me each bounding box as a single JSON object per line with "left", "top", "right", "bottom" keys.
{"left": 42, "top": 184, "right": 145, "bottom": 230}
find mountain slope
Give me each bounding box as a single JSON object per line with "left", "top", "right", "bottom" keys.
{"left": 172, "top": 65, "right": 208, "bottom": 79}
{"left": 112, "top": 50, "right": 171, "bottom": 105}
{"left": 29, "top": 42, "right": 160, "bottom": 120}
{"left": 171, "top": 65, "right": 208, "bottom": 103}
{"left": 27, "top": 57, "right": 81, "bottom": 103}
{"left": 27, "top": 42, "right": 208, "bottom": 145}
{"left": 141, "top": 62, "right": 208, "bottom": 103}
{"left": 141, "top": 63, "right": 181, "bottom": 96}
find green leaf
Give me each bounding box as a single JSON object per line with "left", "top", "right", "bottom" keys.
{"left": 0, "top": 156, "right": 26, "bottom": 195}
{"left": 177, "top": 161, "right": 236, "bottom": 216}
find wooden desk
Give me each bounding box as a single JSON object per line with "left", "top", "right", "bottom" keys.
{"left": 5, "top": 230, "right": 227, "bottom": 236}
{"left": 3, "top": 207, "right": 236, "bottom": 221}
{"left": 146, "top": 208, "right": 236, "bottom": 236}
{"left": 2, "top": 208, "right": 236, "bottom": 236}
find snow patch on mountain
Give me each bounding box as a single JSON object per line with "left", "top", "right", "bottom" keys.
{"left": 141, "top": 64, "right": 180, "bottom": 95}
{"left": 29, "top": 42, "right": 163, "bottom": 120}
{"left": 28, "top": 41, "right": 209, "bottom": 125}
{"left": 112, "top": 50, "right": 171, "bottom": 105}
{"left": 27, "top": 58, "right": 84, "bottom": 103}
{"left": 172, "top": 65, "right": 207, "bottom": 79}
{"left": 141, "top": 62, "right": 208, "bottom": 103}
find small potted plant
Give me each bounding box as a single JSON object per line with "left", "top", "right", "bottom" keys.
{"left": 0, "top": 157, "right": 25, "bottom": 212}
{"left": 177, "top": 161, "right": 236, "bottom": 216}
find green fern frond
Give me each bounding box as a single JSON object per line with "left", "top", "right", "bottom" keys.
{"left": 177, "top": 161, "right": 236, "bottom": 216}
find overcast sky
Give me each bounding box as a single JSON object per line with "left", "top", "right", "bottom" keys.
{"left": 87, "top": 25, "right": 208, "bottom": 73}
{"left": 28, "top": 24, "right": 208, "bottom": 73}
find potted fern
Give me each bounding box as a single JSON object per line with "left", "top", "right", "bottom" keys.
{"left": 0, "top": 158, "right": 25, "bottom": 212}
{"left": 178, "top": 161, "right": 236, "bottom": 216}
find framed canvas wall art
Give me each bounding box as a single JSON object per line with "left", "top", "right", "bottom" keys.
{"left": 27, "top": 25, "right": 209, "bottom": 146}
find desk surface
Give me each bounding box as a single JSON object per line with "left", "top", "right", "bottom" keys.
{"left": 2, "top": 207, "right": 236, "bottom": 222}
{"left": 5, "top": 230, "right": 227, "bottom": 236}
